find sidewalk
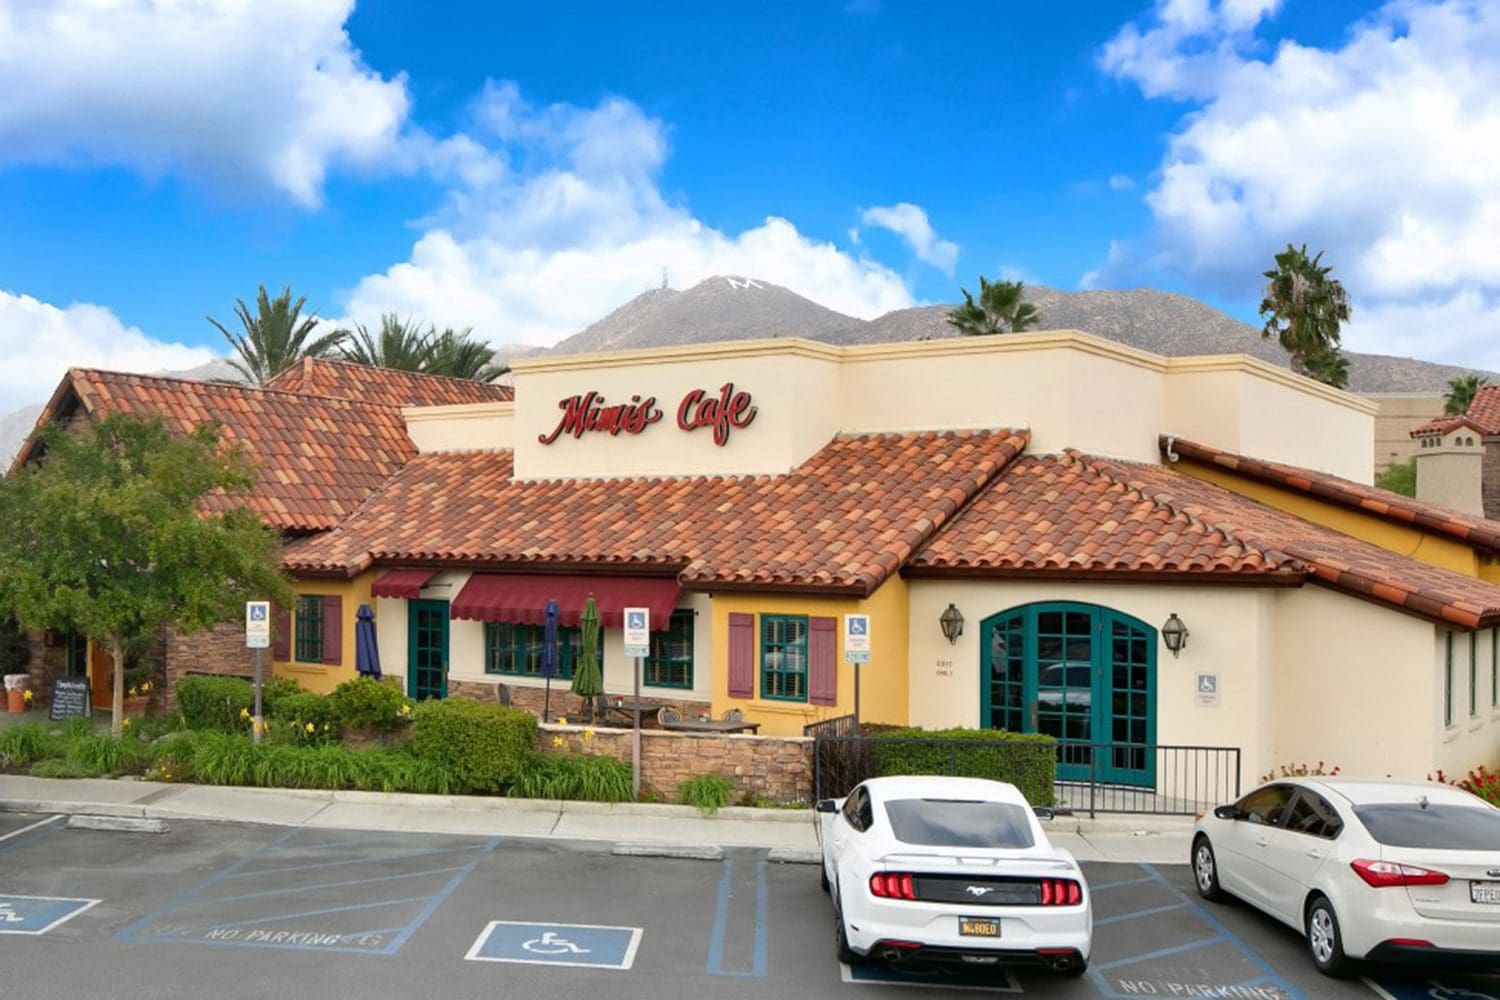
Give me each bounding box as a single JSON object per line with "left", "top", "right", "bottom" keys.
{"left": 0, "top": 774, "right": 1192, "bottom": 864}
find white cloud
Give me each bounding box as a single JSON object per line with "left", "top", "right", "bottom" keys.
{"left": 0, "top": 289, "right": 216, "bottom": 412}
{"left": 340, "top": 84, "right": 916, "bottom": 344}
{"left": 1097, "top": 0, "right": 1500, "bottom": 367}
{"left": 858, "top": 202, "right": 959, "bottom": 276}
{"left": 0, "top": 0, "right": 423, "bottom": 207}
{"left": 1108, "top": 173, "right": 1135, "bottom": 191}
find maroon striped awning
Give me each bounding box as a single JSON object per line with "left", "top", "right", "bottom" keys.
{"left": 451, "top": 573, "right": 681, "bottom": 631}
{"left": 371, "top": 569, "right": 436, "bottom": 600}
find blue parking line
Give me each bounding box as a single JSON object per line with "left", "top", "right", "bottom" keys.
{"left": 1089, "top": 876, "right": 1159, "bottom": 893}
{"left": 200, "top": 895, "right": 435, "bottom": 931}
{"left": 382, "top": 837, "right": 499, "bottom": 956}
{"left": 210, "top": 865, "right": 466, "bottom": 904}
{"left": 705, "top": 858, "right": 768, "bottom": 978}
{"left": 225, "top": 845, "right": 480, "bottom": 879}
{"left": 1094, "top": 902, "right": 1187, "bottom": 926}
{"left": 1094, "top": 934, "right": 1223, "bottom": 970}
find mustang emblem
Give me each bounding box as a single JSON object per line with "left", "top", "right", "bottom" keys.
{"left": 965, "top": 886, "right": 994, "bottom": 897}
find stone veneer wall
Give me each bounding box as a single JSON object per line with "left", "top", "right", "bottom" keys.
{"left": 540, "top": 722, "right": 813, "bottom": 804}
{"left": 22, "top": 634, "right": 67, "bottom": 704}
{"left": 1483, "top": 436, "right": 1500, "bottom": 520}
{"left": 448, "top": 679, "right": 709, "bottom": 723}
{"left": 161, "top": 622, "right": 257, "bottom": 711}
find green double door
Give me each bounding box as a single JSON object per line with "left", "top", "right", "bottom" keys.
{"left": 408, "top": 599, "right": 450, "bottom": 701}
{"left": 983, "top": 602, "right": 1156, "bottom": 787}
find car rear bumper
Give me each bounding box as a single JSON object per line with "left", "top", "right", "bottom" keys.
{"left": 847, "top": 900, "right": 1092, "bottom": 962}
{"left": 865, "top": 941, "right": 1088, "bottom": 973}
{"left": 1363, "top": 940, "right": 1500, "bottom": 970}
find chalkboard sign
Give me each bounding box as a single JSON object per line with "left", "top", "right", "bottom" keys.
{"left": 49, "top": 677, "right": 90, "bottom": 721}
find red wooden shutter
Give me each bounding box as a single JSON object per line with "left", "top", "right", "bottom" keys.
{"left": 727, "top": 612, "right": 754, "bottom": 698}
{"left": 321, "top": 595, "right": 343, "bottom": 665}
{"left": 272, "top": 606, "right": 291, "bottom": 661}
{"left": 809, "top": 616, "right": 838, "bottom": 705}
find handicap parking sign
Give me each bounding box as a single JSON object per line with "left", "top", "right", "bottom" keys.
{"left": 0, "top": 894, "right": 100, "bottom": 935}
{"left": 465, "top": 921, "right": 642, "bottom": 970}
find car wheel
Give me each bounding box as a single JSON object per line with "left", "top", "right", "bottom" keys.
{"left": 834, "top": 903, "right": 861, "bottom": 966}
{"left": 1192, "top": 836, "right": 1224, "bottom": 902}
{"left": 1305, "top": 895, "right": 1352, "bottom": 977}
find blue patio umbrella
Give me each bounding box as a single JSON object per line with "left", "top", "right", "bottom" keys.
{"left": 354, "top": 604, "right": 381, "bottom": 679}
{"left": 541, "top": 598, "right": 560, "bottom": 722}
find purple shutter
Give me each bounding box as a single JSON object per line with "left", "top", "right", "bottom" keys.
{"left": 321, "top": 595, "right": 343, "bottom": 665}
{"left": 272, "top": 606, "right": 291, "bottom": 661}
{"left": 809, "top": 616, "right": 838, "bottom": 705}
{"left": 727, "top": 612, "right": 754, "bottom": 698}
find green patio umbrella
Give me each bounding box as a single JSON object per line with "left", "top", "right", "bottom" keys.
{"left": 571, "top": 594, "right": 603, "bottom": 720}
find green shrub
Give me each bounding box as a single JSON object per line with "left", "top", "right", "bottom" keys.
{"left": 133, "top": 712, "right": 189, "bottom": 743}
{"left": 149, "top": 731, "right": 457, "bottom": 794}
{"left": 328, "top": 676, "right": 409, "bottom": 733}
{"left": 176, "top": 675, "right": 254, "bottom": 732}
{"left": 0, "top": 722, "right": 60, "bottom": 766}
{"left": 677, "top": 773, "right": 735, "bottom": 815}
{"left": 269, "top": 691, "right": 339, "bottom": 738}
{"left": 30, "top": 758, "right": 96, "bottom": 779}
{"left": 260, "top": 676, "right": 303, "bottom": 717}
{"left": 63, "top": 733, "right": 149, "bottom": 776}
{"left": 411, "top": 697, "right": 536, "bottom": 793}
{"left": 866, "top": 727, "right": 1057, "bottom": 806}
{"left": 509, "top": 754, "right": 633, "bottom": 802}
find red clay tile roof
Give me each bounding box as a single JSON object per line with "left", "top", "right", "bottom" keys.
{"left": 1162, "top": 435, "right": 1500, "bottom": 555}
{"left": 265, "top": 357, "right": 513, "bottom": 407}
{"left": 1410, "top": 415, "right": 1488, "bottom": 437}
{"left": 21, "top": 369, "right": 417, "bottom": 532}
{"left": 906, "top": 452, "right": 1298, "bottom": 581}
{"left": 1097, "top": 457, "right": 1500, "bottom": 629}
{"left": 1463, "top": 384, "right": 1500, "bottom": 435}
{"left": 281, "top": 429, "right": 1029, "bottom": 594}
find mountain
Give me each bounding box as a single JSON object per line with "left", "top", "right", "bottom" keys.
{"left": 562, "top": 277, "right": 1488, "bottom": 395}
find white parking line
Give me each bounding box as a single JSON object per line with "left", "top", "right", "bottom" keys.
{"left": 0, "top": 815, "right": 63, "bottom": 846}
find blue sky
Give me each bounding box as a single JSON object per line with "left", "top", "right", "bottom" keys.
{"left": 0, "top": 0, "right": 1497, "bottom": 411}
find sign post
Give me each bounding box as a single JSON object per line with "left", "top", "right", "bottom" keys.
{"left": 622, "top": 607, "right": 650, "bottom": 799}
{"left": 844, "top": 614, "right": 870, "bottom": 728}
{"left": 245, "top": 601, "right": 270, "bottom": 745}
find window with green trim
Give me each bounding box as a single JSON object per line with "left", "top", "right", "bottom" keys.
{"left": 65, "top": 632, "right": 89, "bottom": 678}
{"left": 1470, "top": 633, "right": 1478, "bottom": 717}
{"left": 484, "top": 622, "right": 582, "bottom": 680}
{"left": 644, "top": 610, "right": 694, "bottom": 688}
{"left": 295, "top": 595, "right": 325, "bottom": 664}
{"left": 1492, "top": 627, "right": 1498, "bottom": 709}
{"left": 760, "top": 615, "right": 808, "bottom": 701}
{"left": 1444, "top": 632, "right": 1454, "bottom": 727}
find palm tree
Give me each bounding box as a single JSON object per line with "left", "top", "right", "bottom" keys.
{"left": 1258, "top": 244, "right": 1351, "bottom": 383}
{"left": 946, "top": 277, "right": 1040, "bottom": 336}
{"left": 209, "top": 286, "right": 344, "bottom": 384}
{"left": 338, "top": 314, "right": 435, "bottom": 372}
{"left": 1301, "top": 344, "right": 1350, "bottom": 390}
{"left": 427, "top": 328, "right": 507, "bottom": 382}
{"left": 1444, "top": 373, "right": 1489, "bottom": 416}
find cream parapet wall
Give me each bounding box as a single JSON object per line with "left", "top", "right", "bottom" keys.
{"left": 416, "top": 332, "right": 1380, "bottom": 482}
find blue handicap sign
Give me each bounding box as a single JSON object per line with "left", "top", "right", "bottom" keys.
{"left": 0, "top": 894, "right": 100, "bottom": 935}
{"left": 249, "top": 605, "right": 267, "bottom": 621}
{"left": 465, "top": 921, "right": 642, "bottom": 970}
{"left": 627, "top": 611, "right": 645, "bottom": 630}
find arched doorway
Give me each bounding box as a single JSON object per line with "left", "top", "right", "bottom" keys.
{"left": 982, "top": 602, "right": 1156, "bottom": 787}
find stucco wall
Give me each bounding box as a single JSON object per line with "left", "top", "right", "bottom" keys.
{"left": 403, "top": 402, "right": 514, "bottom": 453}
{"left": 1366, "top": 392, "right": 1445, "bottom": 471}
{"left": 1433, "top": 628, "right": 1500, "bottom": 780}
{"left": 271, "top": 572, "right": 375, "bottom": 694}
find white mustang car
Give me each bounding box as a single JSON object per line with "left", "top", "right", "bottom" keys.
{"left": 817, "top": 775, "right": 1092, "bottom": 977}
{"left": 1192, "top": 777, "right": 1500, "bottom": 976}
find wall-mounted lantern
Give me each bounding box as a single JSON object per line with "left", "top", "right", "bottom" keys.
{"left": 939, "top": 603, "right": 965, "bottom": 645}
{"left": 1162, "top": 612, "right": 1189, "bottom": 658}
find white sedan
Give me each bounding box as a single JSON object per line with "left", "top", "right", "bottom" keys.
{"left": 1192, "top": 776, "right": 1500, "bottom": 976}
{"left": 817, "top": 775, "right": 1092, "bottom": 977}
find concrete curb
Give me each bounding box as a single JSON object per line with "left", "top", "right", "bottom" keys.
{"left": 611, "top": 843, "right": 724, "bottom": 861}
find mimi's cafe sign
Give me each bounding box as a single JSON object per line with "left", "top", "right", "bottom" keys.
{"left": 539, "top": 382, "right": 758, "bottom": 447}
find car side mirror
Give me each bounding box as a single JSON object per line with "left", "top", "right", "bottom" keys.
{"left": 815, "top": 799, "right": 838, "bottom": 814}
{"left": 1213, "top": 805, "right": 1239, "bottom": 821}
{"left": 1033, "top": 806, "right": 1055, "bottom": 821}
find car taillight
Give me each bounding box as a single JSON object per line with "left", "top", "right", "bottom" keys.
{"left": 1350, "top": 859, "right": 1450, "bottom": 888}
{"left": 1038, "top": 879, "right": 1083, "bottom": 905}
{"left": 869, "top": 872, "right": 917, "bottom": 900}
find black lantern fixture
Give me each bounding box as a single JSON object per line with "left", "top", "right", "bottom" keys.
{"left": 939, "top": 603, "right": 964, "bottom": 644}
{"left": 1162, "top": 612, "right": 1189, "bottom": 658}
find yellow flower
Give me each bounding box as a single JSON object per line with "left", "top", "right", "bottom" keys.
{"left": 239, "top": 707, "right": 251, "bottom": 720}
{"left": 305, "top": 722, "right": 315, "bottom": 733}
{"left": 583, "top": 728, "right": 595, "bottom": 741}
{"left": 557, "top": 716, "right": 567, "bottom": 725}
{"left": 128, "top": 686, "right": 138, "bottom": 697}
{"left": 122, "top": 718, "right": 132, "bottom": 728}
{"left": 400, "top": 703, "right": 412, "bottom": 716}
{"left": 551, "top": 736, "right": 565, "bottom": 747}
{"left": 322, "top": 723, "right": 329, "bottom": 730}
{"left": 21, "top": 690, "right": 33, "bottom": 703}
{"left": 141, "top": 681, "right": 151, "bottom": 692}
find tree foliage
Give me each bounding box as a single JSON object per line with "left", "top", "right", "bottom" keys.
{"left": 1258, "top": 244, "right": 1351, "bottom": 387}
{"left": 209, "top": 285, "right": 345, "bottom": 384}
{"left": 0, "top": 415, "right": 291, "bottom": 734}
{"left": 1445, "top": 373, "right": 1489, "bottom": 416}
{"left": 336, "top": 313, "right": 505, "bottom": 381}
{"left": 946, "top": 277, "right": 1040, "bottom": 336}
{"left": 1374, "top": 457, "right": 1416, "bottom": 498}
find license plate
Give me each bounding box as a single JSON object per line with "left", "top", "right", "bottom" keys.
{"left": 1471, "top": 881, "right": 1500, "bottom": 904}
{"left": 959, "top": 917, "right": 1000, "bottom": 938}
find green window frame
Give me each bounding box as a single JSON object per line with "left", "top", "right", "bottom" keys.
{"left": 295, "top": 595, "right": 325, "bottom": 664}
{"left": 1492, "top": 627, "right": 1498, "bottom": 709}
{"left": 65, "top": 631, "right": 89, "bottom": 678}
{"left": 1470, "top": 633, "right": 1478, "bottom": 717}
{"left": 483, "top": 622, "right": 581, "bottom": 680}
{"left": 1444, "top": 632, "right": 1454, "bottom": 727}
{"left": 644, "top": 610, "right": 694, "bottom": 689}
{"left": 760, "top": 614, "right": 808, "bottom": 702}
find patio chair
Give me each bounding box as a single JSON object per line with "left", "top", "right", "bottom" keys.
{"left": 657, "top": 706, "right": 680, "bottom": 727}
{"left": 721, "top": 708, "right": 743, "bottom": 723}
{"left": 496, "top": 683, "right": 512, "bottom": 708}
{"left": 594, "top": 693, "right": 610, "bottom": 723}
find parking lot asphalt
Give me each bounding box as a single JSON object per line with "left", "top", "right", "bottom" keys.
{"left": 0, "top": 813, "right": 1495, "bottom": 1000}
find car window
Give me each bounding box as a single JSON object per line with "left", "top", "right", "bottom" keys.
{"left": 842, "top": 787, "right": 869, "bottom": 832}
{"left": 882, "top": 798, "right": 1036, "bottom": 849}
{"left": 1236, "top": 784, "right": 1295, "bottom": 826}
{"left": 1282, "top": 791, "right": 1343, "bottom": 839}
{"left": 1353, "top": 803, "right": 1500, "bottom": 850}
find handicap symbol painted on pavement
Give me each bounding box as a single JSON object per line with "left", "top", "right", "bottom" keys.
{"left": 466, "top": 921, "right": 642, "bottom": 970}
{"left": 1370, "top": 976, "right": 1500, "bottom": 1000}
{"left": 0, "top": 894, "right": 101, "bottom": 935}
